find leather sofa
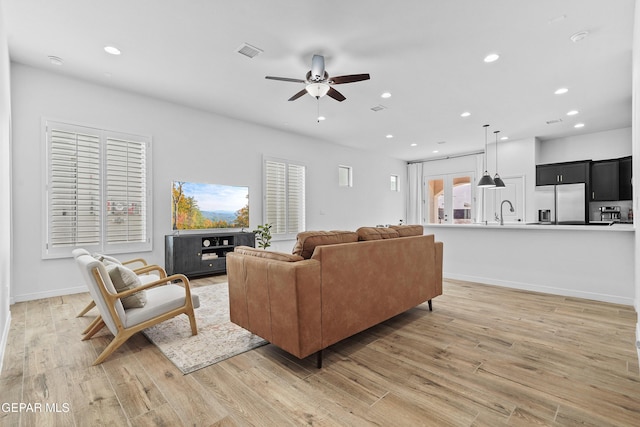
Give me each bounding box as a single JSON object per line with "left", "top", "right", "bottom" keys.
{"left": 226, "top": 225, "right": 443, "bottom": 367}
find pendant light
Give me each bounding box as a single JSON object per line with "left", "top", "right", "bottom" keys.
{"left": 490, "top": 130, "right": 506, "bottom": 189}
{"left": 477, "top": 124, "right": 496, "bottom": 188}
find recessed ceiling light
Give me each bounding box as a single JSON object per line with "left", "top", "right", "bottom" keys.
{"left": 104, "top": 46, "right": 121, "bottom": 55}
{"left": 574, "top": 123, "right": 585, "bottom": 128}
{"left": 554, "top": 87, "right": 569, "bottom": 95}
{"left": 410, "top": 143, "right": 417, "bottom": 147}
{"left": 460, "top": 111, "right": 471, "bottom": 118}
{"left": 500, "top": 136, "right": 509, "bottom": 141}
{"left": 567, "top": 110, "right": 579, "bottom": 116}
{"left": 570, "top": 31, "right": 590, "bottom": 43}
{"left": 386, "top": 134, "right": 394, "bottom": 139}
{"left": 484, "top": 53, "right": 500, "bottom": 63}
{"left": 381, "top": 92, "right": 392, "bottom": 99}
{"left": 317, "top": 116, "right": 326, "bottom": 121}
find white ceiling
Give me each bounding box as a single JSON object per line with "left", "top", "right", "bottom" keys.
{"left": 2, "top": 0, "right": 635, "bottom": 161}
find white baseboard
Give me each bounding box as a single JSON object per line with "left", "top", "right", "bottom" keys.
{"left": 444, "top": 272, "right": 635, "bottom": 306}
{"left": 11, "top": 285, "right": 87, "bottom": 303}
{"left": 0, "top": 310, "right": 11, "bottom": 375}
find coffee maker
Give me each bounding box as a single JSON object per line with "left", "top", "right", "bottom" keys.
{"left": 600, "top": 206, "right": 621, "bottom": 222}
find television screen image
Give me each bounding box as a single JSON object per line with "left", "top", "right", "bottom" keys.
{"left": 171, "top": 181, "right": 249, "bottom": 230}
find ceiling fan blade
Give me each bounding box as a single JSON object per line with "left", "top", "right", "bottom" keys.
{"left": 330, "top": 73, "right": 371, "bottom": 84}
{"left": 288, "top": 89, "right": 308, "bottom": 101}
{"left": 326, "top": 87, "right": 346, "bottom": 102}
{"left": 266, "top": 76, "right": 306, "bottom": 84}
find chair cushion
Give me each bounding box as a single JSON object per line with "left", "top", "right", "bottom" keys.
{"left": 106, "top": 264, "right": 148, "bottom": 308}
{"left": 292, "top": 230, "right": 358, "bottom": 259}
{"left": 356, "top": 227, "right": 400, "bottom": 241}
{"left": 234, "top": 246, "right": 304, "bottom": 262}
{"left": 124, "top": 285, "right": 199, "bottom": 328}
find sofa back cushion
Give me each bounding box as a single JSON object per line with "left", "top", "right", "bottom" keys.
{"left": 234, "top": 246, "right": 304, "bottom": 262}
{"left": 356, "top": 227, "right": 400, "bottom": 241}
{"left": 389, "top": 224, "right": 424, "bottom": 237}
{"left": 293, "top": 230, "right": 358, "bottom": 259}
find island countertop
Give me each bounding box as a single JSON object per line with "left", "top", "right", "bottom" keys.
{"left": 422, "top": 222, "right": 634, "bottom": 305}
{"left": 424, "top": 222, "right": 634, "bottom": 232}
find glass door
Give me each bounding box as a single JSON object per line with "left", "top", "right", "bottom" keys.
{"left": 425, "top": 173, "right": 474, "bottom": 224}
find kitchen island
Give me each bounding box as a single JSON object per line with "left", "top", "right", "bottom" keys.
{"left": 424, "top": 223, "right": 634, "bottom": 305}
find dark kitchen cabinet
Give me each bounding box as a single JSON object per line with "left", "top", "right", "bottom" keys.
{"left": 590, "top": 156, "right": 632, "bottom": 201}
{"left": 619, "top": 156, "right": 632, "bottom": 200}
{"left": 590, "top": 160, "right": 619, "bottom": 201}
{"left": 165, "top": 231, "right": 255, "bottom": 278}
{"left": 536, "top": 161, "right": 589, "bottom": 186}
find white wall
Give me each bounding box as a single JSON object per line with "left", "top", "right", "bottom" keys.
{"left": 633, "top": 0, "right": 640, "bottom": 362}
{"left": 537, "top": 127, "right": 632, "bottom": 164}
{"left": 10, "top": 63, "right": 406, "bottom": 302}
{"left": 0, "top": 1, "right": 13, "bottom": 373}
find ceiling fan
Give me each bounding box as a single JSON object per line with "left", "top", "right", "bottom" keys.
{"left": 265, "top": 54, "right": 370, "bottom": 102}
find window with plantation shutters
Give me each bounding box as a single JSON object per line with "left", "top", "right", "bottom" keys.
{"left": 105, "top": 136, "right": 146, "bottom": 246}
{"left": 43, "top": 120, "right": 152, "bottom": 258}
{"left": 264, "top": 158, "right": 305, "bottom": 238}
{"left": 48, "top": 126, "right": 101, "bottom": 250}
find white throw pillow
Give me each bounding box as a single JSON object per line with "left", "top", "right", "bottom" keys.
{"left": 106, "top": 264, "right": 147, "bottom": 308}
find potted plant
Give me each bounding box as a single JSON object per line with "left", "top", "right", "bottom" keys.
{"left": 253, "top": 223, "right": 273, "bottom": 249}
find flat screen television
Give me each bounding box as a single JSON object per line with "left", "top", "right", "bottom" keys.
{"left": 171, "top": 181, "right": 249, "bottom": 230}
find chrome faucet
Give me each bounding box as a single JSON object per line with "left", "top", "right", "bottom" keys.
{"left": 500, "top": 200, "right": 515, "bottom": 225}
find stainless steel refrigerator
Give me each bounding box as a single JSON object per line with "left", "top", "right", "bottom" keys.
{"left": 534, "top": 183, "right": 587, "bottom": 224}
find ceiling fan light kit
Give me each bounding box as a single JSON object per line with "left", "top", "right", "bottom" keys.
{"left": 266, "top": 54, "right": 370, "bottom": 102}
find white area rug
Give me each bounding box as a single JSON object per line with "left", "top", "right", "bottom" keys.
{"left": 142, "top": 282, "right": 267, "bottom": 374}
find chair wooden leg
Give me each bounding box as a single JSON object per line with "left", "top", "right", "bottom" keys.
{"left": 187, "top": 310, "right": 198, "bottom": 336}
{"left": 82, "top": 315, "right": 102, "bottom": 335}
{"left": 92, "top": 332, "right": 133, "bottom": 365}
{"left": 82, "top": 319, "right": 106, "bottom": 341}
{"left": 76, "top": 300, "right": 96, "bottom": 317}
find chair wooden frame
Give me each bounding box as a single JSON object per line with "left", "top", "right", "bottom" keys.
{"left": 76, "top": 257, "right": 152, "bottom": 318}
{"left": 82, "top": 265, "right": 197, "bottom": 365}
{"left": 80, "top": 264, "right": 168, "bottom": 335}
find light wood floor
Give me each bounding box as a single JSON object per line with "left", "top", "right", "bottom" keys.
{"left": 1, "top": 276, "right": 639, "bottom": 426}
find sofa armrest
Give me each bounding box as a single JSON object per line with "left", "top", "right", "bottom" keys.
{"left": 227, "top": 253, "right": 322, "bottom": 359}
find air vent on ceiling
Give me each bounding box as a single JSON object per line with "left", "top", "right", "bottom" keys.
{"left": 371, "top": 105, "right": 387, "bottom": 112}
{"left": 236, "top": 43, "right": 263, "bottom": 59}
{"left": 546, "top": 118, "right": 563, "bottom": 125}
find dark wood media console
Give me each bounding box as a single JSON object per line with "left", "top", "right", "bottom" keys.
{"left": 165, "top": 231, "right": 255, "bottom": 277}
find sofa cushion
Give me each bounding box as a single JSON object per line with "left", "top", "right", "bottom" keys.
{"left": 235, "top": 246, "right": 304, "bottom": 262}
{"left": 293, "top": 230, "right": 359, "bottom": 259}
{"left": 389, "top": 224, "right": 424, "bottom": 237}
{"left": 105, "top": 264, "right": 147, "bottom": 308}
{"left": 356, "top": 227, "right": 400, "bottom": 241}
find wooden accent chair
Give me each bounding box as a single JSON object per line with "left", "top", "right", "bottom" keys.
{"left": 73, "top": 250, "right": 199, "bottom": 365}
{"left": 73, "top": 249, "right": 158, "bottom": 318}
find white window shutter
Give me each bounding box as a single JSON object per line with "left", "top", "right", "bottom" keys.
{"left": 47, "top": 127, "right": 101, "bottom": 253}
{"left": 105, "top": 136, "right": 147, "bottom": 246}
{"left": 264, "top": 158, "right": 305, "bottom": 237}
